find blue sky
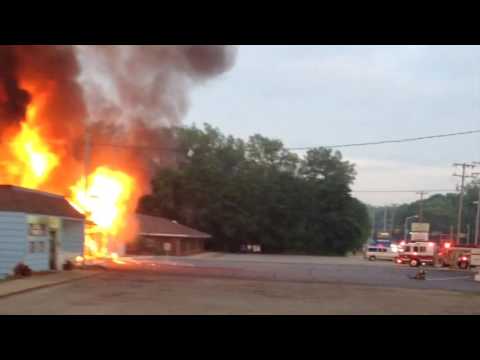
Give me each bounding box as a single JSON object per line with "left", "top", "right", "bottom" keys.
{"left": 185, "top": 45, "right": 480, "bottom": 206}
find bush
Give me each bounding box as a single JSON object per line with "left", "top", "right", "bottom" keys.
{"left": 63, "top": 261, "right": 74, "bottom": 271}
{"left": 13, "top": 263, "right": 32, "bottom": 277}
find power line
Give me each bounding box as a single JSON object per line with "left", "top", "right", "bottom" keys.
{"left": 287, "top": 129, "right": 480, "bottom": 151}
{"left": 416, "top": 191, "right": 428, "bottom": 222}
{"left": 352, "top": 189, "right": 455, "bottom": 193}
{"left": 90, "top": 143, "right": 181, "bottom": 152}
{"left": 68, "top": 128, "right": 480, "bottom": 152}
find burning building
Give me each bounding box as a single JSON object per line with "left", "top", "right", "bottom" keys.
{"left": 0, "top": 45, "right": 236, "bottom": 268}
{"left": 0, "top": 185, "right": 85, "bottom": 278}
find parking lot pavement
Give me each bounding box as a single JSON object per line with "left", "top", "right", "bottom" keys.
{"left": 1, "top": 271, "right": 479, "bottom": 315}
{"left": 117, "top": 254, "right": 480, "bottom": 293}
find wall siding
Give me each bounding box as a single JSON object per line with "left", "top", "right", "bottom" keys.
{"left": 24, "top": 235, "right": 50, "bottom": 272}
{"left": 60, "top": 220, "right": 84, "bottom": 264}
{"left": 0, "top": 212, "right": 27, "bottom": 278}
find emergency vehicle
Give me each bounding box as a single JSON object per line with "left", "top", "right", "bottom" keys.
{"left": 363, "top": 243, "right": 397, "bottom": 261}
{"left": 436, "top": 242, "right": 479, "bottom": 270}
{"left": 394, "top": 241, "right": 437, "bottom": 267}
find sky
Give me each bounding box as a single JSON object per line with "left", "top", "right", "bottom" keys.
{"left": 185, "top": 45, "right": 480, "bottom": 206}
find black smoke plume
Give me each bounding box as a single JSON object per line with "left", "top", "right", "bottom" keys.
{"left": 0, "top": 46, "right": 31, "bottom": 126}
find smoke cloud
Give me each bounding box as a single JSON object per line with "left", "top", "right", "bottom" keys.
{"left": 77, "top": 45, "right": 237, "bottom": 127}
{"left": 0, "top": 47, "right": 31, "bottom": 126}
{"left": 0, "top": 45, "right": 237, "bottom": 131}
{"left": 0, "top": 44, "right": 236, "bottom": 153}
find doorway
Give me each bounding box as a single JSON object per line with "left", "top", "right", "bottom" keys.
{"left": 49, "top": 230, "right": 58, "bottom": 270}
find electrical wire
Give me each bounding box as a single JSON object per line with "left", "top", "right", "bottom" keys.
{"left": 287, "top": 129, "right": 480, "bottom": 151}
{"left": 86, "top": 128, "right": 480, "bottom": 151}
{"left": 352, "top": 189, "right": 456, "bottom": 193}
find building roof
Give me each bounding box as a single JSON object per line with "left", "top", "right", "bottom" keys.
{"left": 137, "top": 214, "right": 211, "bottom": 239}
{"left": 0, "top": 185, "right": 84, "bottom": 220}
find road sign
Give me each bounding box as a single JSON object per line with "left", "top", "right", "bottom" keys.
{"left": 410, "top": 232, "right": 429, "bottom": 241}
{"left": 411, "top": 223, "right": 430, "bottom": 232}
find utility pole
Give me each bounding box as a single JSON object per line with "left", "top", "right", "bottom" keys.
{"left": 472, "top": 171, "right": 480, "bottom": 246}
{"left": 404, "top": 215, "right": 418, "bottom": 242}
{"left": 453, "top": 163, "right": 475, "bottom": 244}
{"left": 416, "top": 191, "right": 428, "bottom": 222}
{"left": 84, "top": 129, "right": 91, "bottom": 194}
{"left": 383, "top": 206, "right": 388, "bottom": 232}
{"left": 390, "top": 204, "right": 397, "bottom": 238}
{"left": 371, "top": 206, "right": 376, "bottom": 239}
{"left": 467, "top": 224, "right": 471, "bottom": 245}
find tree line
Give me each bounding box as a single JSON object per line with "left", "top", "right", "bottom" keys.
{"left": 138, "top": 124, "right": 371, "bottom": 255}
{"left": 371, "top": 184, "right": 480, "bottom": 242}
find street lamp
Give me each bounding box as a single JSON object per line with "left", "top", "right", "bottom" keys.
{"left": 474, "top": 200, "right": 480, "bottom": 246}
{"left": 404, "top": 215, "right": 419, "bottom": 242}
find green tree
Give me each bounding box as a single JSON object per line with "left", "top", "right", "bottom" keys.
{"left": 138, "top": 124, "right": 371, "bottom": 255}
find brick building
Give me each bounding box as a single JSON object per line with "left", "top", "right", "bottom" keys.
{"left": 126, "top": 214, "right": 211, "bottom": 256}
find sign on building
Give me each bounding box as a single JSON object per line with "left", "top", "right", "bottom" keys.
{"left": 163, "top": 242, "right": 172, "bottom": 252}
{"left": 29, "top": 224, "right": 47, "bottom": 236}
{"left": 410, "top": 232, "right": 429, "bottom": 241}
{"left": 411, "top": 223, "right": 430, "bottom": 233}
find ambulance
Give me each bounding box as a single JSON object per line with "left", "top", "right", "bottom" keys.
{"left": 394, "top": 241, "right": 437, "bottom": 267}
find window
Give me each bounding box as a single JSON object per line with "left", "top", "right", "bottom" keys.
{"left": 405, "top": 246, "right": 411, "bottom": 252}
{"left": 29, "top": 241, "right": 46, "bottom": 254}
{"left": 413, "top": 246, "right": 419, "bottom": 252}
{"left": 419, "top": 246, "right": 426, "bottom": 253}
{"left": 368, "top": 248, "right": 377, "bottom": 252}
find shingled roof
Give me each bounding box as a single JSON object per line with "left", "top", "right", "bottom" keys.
{"left": 0, "top": 185, "right": 84, "bottom": 220}
{"left": 137, "top": 214, "right": 211, "bottom": 239}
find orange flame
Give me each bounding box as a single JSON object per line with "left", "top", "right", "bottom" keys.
{"left": 3, "top": 105, "right": 59, "bottom": 188}
{"left": 68, "top": 166, "right": 135, "bottom": 258}
{"left": 1, "top": 92, "right": 141, "bottom": 261}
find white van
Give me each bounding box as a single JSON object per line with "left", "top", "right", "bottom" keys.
{"left": 364, "top": 245, "right": 397, "bottom": 261}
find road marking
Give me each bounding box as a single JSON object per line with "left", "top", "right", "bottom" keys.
{"left": 426, "top": 276, "right": 473, "bottom": 281}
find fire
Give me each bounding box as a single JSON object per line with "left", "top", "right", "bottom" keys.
{"left": 1, "top": 101, "right": 138, "bottom": 260}
{"left": 1, "top": 89, "right": 140, "bottom": 260}
{"left": 68, "top": 166, "right": 136, "bottom": 258}
{"left": 3, "top": 105, "right": 59, "bottom": 188}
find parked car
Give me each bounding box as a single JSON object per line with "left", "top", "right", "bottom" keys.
{"left": 363, "top": 244, "right": 397, "bottom": 261}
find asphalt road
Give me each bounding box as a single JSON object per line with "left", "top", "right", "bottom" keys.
{"left": 107, "top": 254, "right": 480, "bottom": 293}
{"left": 1, "top": 254, "right": 480, "bottom": 314}
{"left": 1, "top": 270, "right": 479, "bottom": 315}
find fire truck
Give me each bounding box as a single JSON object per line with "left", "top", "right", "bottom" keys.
{"left": 396, "top": 239, "right": 480, "bottom": 269}
{"left": 436, "top": 242, "right": 479, "bottom": 270}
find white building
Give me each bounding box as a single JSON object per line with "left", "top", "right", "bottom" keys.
{"left": 0, "top": 185, "right": 85, "bottom": 279}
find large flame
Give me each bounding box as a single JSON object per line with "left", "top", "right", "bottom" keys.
{"left": 1, "top": 95, "right": 138, "bottom": 260}
{"left": 68, "top": 166, "right": 136, "bottom": 258}
{"left": 2, "top": 105, "right": 59, "bottom": 188}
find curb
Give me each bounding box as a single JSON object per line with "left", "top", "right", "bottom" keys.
{"left": 0, "top": 271, "right": 103, "bottom": 300}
